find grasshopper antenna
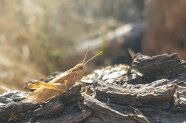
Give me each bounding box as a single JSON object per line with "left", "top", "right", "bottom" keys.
{"left": 84, "top": 51, "right": 103, "bottom": 65}
{"left": 82, "top": 47, "right": 89, "bottom": 64}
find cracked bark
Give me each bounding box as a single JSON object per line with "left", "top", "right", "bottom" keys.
{"left": 0, "top": 53, "right": 186, "bottom": 123}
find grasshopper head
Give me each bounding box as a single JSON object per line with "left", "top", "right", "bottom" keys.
{"left": 71, "top": 50, "right": 102, "bottom": 72}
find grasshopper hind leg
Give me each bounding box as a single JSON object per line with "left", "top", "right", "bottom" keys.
{"left": 26, "top": 80, "right": 68, "bottom": 92}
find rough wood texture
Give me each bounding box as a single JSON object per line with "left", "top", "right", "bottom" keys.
{"left": 0, "top": 53, "right": 186, "bottom": 123}
{"left": 81, "top": 53, "right": 186, "bottom": 123}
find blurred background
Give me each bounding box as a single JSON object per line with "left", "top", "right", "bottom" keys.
{"left": 0, "top": 0, "right": 186, "bottom": 91}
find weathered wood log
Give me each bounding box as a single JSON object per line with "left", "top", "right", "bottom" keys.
{"left": 0, "top": 85, "right": 83, "bottom": 122}
{"left": 84, "top": 94, "right": 150, "bottom": 123}
{"left": 95, "top": 80, "right": 175, "bottom": 109}
{"left": 37, "top": 107, "right": 91, "bottom": 123}
{"left": 81, "top": 53, "right": 186, "bottom": 123}
{"left": 0, "top": 53, "right": 186, "bottom": 123}
{"left": 83, "top": 94, "right": 130, "bottom": 122}
{"left": 131, "top": 53, "right": 186, "bottom": 82}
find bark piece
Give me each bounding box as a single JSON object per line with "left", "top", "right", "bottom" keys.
{"left": 0, "top": 85, "right": 82, "bottom": 122}
{"left": 83, "top": 94, "right": 135, "bottom": 123}
{"left": 131, "top": 53, "right": 186, "bottom": 83}
{"left": 174, "top": 86, "right": 186, "bottom": 111}
{"left": 95, "top": 80, "right": 174, "bottom": 109}
{"left": 38, "top": 106, "right": 91, "bottom": 123}
{"left": 0, "top": 91, "right": 40, "bottom": 122}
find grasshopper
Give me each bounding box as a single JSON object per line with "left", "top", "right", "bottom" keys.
{"left": 26, "top": 50, "right": 102, "bottom": 103}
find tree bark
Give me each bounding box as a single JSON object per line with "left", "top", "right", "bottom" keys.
{"left": 0, "top": 53, "right": 186, "bottom": 123}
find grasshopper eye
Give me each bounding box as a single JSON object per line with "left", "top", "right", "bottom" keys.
{"left": 80, "top": 65, "right": 83, "bottom": 70}
{"left": 77, "top": 64, "right": 83, "bottom": 70}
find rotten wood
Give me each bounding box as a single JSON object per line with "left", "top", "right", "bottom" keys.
{"left": 0, "top": 53, "right": 186, "bottom": 123}
{"left": 81, "top": 53, "right": 186, "bottom": 123}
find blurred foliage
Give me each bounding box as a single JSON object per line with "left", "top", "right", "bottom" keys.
{"left": 0, "top": 0, "right": 144, "bottom": 89}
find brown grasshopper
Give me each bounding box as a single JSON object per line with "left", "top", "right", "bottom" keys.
{"left": 26, "top": 50, "right": 102, "bottom": 103}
